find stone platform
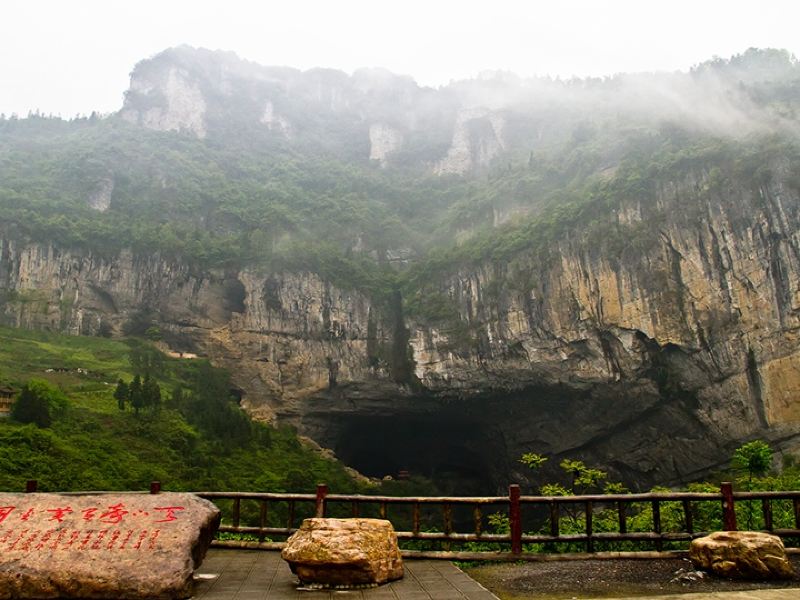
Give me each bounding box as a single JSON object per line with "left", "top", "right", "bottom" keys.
{"left": 193, "top": 549, "right": 498, "bottom": 599}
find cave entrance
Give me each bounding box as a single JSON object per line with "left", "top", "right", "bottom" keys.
{"left": 329, "top": 413, "right": 503, "bottom": 495}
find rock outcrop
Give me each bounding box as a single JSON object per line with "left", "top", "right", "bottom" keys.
{"left": 369, "top": 124, "right": 403, "bottom": 166}
{"left": 0, "top": 492, "right": 220, "bottom": 599}
{"left": 121, "top": 66, "right": 208, "bottom": 138}
{"left": 690, "top": 531, "right": 795, "bottom": 579}
{"left": 260, "top": 100, "right": 292, "bottom": 137}
{"left": 435, "top": 109, "right": 506, "bottom": 175}
{"left": 282, "top": 518, "right": 404, "bottom": 587}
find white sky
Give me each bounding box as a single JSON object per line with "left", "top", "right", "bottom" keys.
{"left": 1, "top": 0, "right": 799, "bottom": 117}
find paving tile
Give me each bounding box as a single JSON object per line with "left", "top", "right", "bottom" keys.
{"left": 192, "top": 549, "right": 500, "bottom": 599}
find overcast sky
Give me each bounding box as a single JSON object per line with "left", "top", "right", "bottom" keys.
{"left": 2, "top": 0, "right": 799, "bottom": 117}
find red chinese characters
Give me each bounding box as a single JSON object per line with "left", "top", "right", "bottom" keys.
{"left": 2, "top": 529, "right": 163, "bottom": 552}
{"left": 19, "top": 508, "right": 34, "bottom": 521}
{"left": 0, "top": 503, "right": 184, "bottom": 526}
{"left": 0, "top": 506, "right": 14, "bottom": 524}
{"left": 81, "top": 508, "right": 98, "bottom": 521}
{"left": 99, "top": 503, "right": 129, "bottom": 524}
{"left": 153, "top": 506, "right": 184, "bottom": 522}
{"left": 47, "top": 507, "right": 73, "bottom": 523}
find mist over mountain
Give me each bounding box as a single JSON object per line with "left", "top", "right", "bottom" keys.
{"left": 2, "top": 46, "right": 800, "bottom": 492}
{"left": 119, "top": 46, "right": 800, "bottom": 168}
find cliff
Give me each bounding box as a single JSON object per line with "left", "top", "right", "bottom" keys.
{"left": 118, "top": 46, "right": 798, "bottom": 175}
{"left": 3, "top": 47, "right": 800, "bottom": 493}
{"left": 3, "top": 157, "right": 800, "bottom": 491}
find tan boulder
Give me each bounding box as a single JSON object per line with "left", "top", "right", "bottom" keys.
{"left": 690, "top": 531, "right": 795, "bottom": 580}
{"left": 0, "top": 492, "right": 220, "bottom": 599}
{"left": 281, "top": 518, "right": 404, "bottom": 586}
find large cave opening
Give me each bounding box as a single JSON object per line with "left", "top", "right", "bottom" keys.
{"left": 328, "top": 412, "right": 507, "bottom": 495}
{"left": 298, "top": 374, "right": 723, "bottom": 497}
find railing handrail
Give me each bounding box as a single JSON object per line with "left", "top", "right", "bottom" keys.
{"left": 519, "top": 491, "right": 725, "bottom": 502}
{"left": 19, "top": 480, "right": 800, "bottom": 561}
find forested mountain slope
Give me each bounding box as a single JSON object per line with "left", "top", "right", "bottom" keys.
{"left": 2, "top": 47, "right": 800, "bottom": 492}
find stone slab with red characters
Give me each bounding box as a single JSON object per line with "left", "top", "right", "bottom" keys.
{"left": 0, "top": 492, "right": 220, "bottom": 599}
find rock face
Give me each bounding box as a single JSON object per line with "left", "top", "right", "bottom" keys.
{"left": 369, "top": 123, "right": 403, "bottom": 166}
{"left": 122, "top": 66, "right": 207, "bottom": 138}
{"left": 435, "top": 108, "right": 505, "bottom": 175}
{"left": 4, "top": 161, "right": 800, "bottom": 491}
{"left": 690, "top": 531, "right": 795, "bottom": 579}
{"left": 281, "top": 518, "right": 404, "bottom": 586}
{"left": 260, "top": 100, "right": 292, "bottom": 138}
{"left": 87, "top": 178, "right": 114, "bottom": 212}
{"left": 116, "top": 46, "right": 800, "bottom": 176}
{"left": 0, "top": 492, "right": 221, "bottom": 599}
{"left": 6, "top": 46, "right": 800, "bottom": 491}
{"left": 117, "top": 47, "right": 517, "bottom": 173}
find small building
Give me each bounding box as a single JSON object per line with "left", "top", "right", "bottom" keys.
{"left": 0, "top": 386, "right": 15, "bottom": 417}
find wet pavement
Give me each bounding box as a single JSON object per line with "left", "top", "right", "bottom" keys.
{"left": 192, "top": 549, "right": 499, "bottom": 599}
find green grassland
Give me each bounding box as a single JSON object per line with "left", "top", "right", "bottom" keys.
{"left": 0, "top": 325, "right": 360, "bottom": 494}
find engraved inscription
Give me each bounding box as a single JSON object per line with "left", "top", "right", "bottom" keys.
{"left": 0, "top": 527, "right": 163, "bottom": 552}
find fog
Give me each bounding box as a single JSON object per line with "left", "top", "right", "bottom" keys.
{"left": 2, "top": 0, "right": 800, "bottom": 117}
{"left": 428, "top": 48, "right": 800, "bottom": 141}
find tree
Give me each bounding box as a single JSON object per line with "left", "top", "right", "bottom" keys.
{"left": 732, "top": 440, "right": 773, "bottom": 529}
{"left": 142, "top": 375, "right": 161, "bottom": 412}
{"left": 168, "top": 384, "right": 185, "bottom": 409}
{"left": 559, "top": 459, "right": 606, "bottom": 492}
{"left": 11, "top": 379, "right": 67, "bottom": 428}
{"left": 114, "top": 379, "right": 129, "bottom": 411}
{"left": 128, "top": 345, "right": 165, "bottom": 377}
{"left": 129, "top": 374, "right": 144, "bottom": 415}
{"left": 519, "top": 452, "right": 548, "bottom": 469}
{"left": 519, "top": 452, "right": 548, "bottom": 493}
{"left": 732, "top": 440, "right": 773, "bottom": 489}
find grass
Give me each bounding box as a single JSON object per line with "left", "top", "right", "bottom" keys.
{"left": 0, "top": 325, "right": 131, "bottom": 388}
{"left": 0, "top": 325, "right": 363, "bottom": 495}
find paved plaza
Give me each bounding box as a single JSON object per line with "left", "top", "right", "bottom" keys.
{"left": 192, "top": 549, "right": 800, "bottom": 599}
{"left": 193, "top": 549, "right": 499, "bottom": 599}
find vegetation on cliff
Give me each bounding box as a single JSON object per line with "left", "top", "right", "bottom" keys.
{"left": 0, "top": 326, "right": 360, "bottom": 492}
{"left": 3, "top": 48, "right": 800, "bottom": 494}
{"left": 2, "top": 48, "right": 799, "bottom": 312}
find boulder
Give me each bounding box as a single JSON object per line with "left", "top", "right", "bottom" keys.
{"left": 281, "top": 518, "right": 404, "bottom": 587}
{"left": 689, "top": 531, "right": 795, "bottom": 580}
{"left": 0, "top": 492, "right": 220, "bottom": 599}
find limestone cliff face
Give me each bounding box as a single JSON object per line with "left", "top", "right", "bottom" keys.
{"left": 115, "top": 46, "right": 800, "bottom": 183}
{"left": 121, "top": 67, "right": 207, "bottom": 138}
{"left": 369, "top": 124, "right": 403, "bottom": 166}
{"left": 3, "top": 166, "right": 800, "bottom": 490}
{"left": 260, "top": 100, "right": 292, "bottom": 138}
{"left": 117, "top": 47, "right": 518, "bottom": 174}
{"left": 402, "top": 164, "right": 800, "bottom": 486}
{"left": 435, "top": 109, "right": 506, "bottom": 175}
{"left": 0, "top": 240, "right": 397, "bottom": 424}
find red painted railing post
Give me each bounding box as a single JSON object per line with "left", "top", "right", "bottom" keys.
{"left": 509, "top": 484, "right": 522, "bottom": 555}
{"left": 25, "top": 480, "right": 37, "bottom": 493}
{"left": 150, "top": 481, "right": 161, "bottom": 494}
{"left": 721, "top": 482, "right": 737, "bottom": 531}
{"left": 315, "top": 483, "right": 329, "bottom": 518}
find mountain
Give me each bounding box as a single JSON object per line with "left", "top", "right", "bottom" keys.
{"left": 2, "top": 47, "right": 800, "bottom": 492}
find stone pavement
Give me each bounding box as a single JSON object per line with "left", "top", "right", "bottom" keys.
{"left": 192, "top": 549, "right": 499, "bottom": 599}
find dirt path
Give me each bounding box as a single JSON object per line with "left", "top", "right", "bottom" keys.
{"left": 464, "top": 556, "right": 800, "bottom": 599}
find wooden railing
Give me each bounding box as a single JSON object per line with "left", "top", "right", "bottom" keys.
{"left": 195, "top": 482, "right": 800, "bottom": 560}
{"left": 20, "top": 480, "right": 800, "bottom": 560}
